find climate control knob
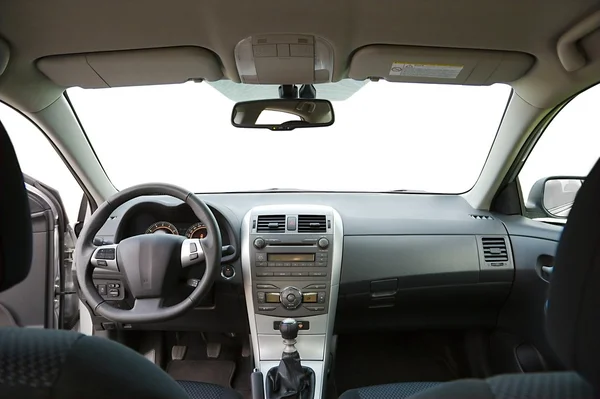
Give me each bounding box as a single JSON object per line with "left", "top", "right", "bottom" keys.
{"left": 280, "top": 287, "right": 302, "bottom": 310}
{"left": 317, "top": 237, "right": 330, "bottom": 249}
{"left": 253, "top": 237, "right": 266, "bottom": 249}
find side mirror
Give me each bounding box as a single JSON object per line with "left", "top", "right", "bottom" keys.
{"left": 231, "top": 99, "right": 334, "bottom": 131}
{"left": 526, "top": 176, "right": 585, "bottom": 218}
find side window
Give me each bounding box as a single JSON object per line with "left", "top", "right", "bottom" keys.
{"left": 0, "top": 102, "right": 83, "bottom": 225}
{"left": 518, "top": 84, "right": 600, "bottom": 221}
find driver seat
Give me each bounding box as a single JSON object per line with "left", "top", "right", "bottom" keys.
{"left": 0, "top": 122, "right": 241, "bottom": 399}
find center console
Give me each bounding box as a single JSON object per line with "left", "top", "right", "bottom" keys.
{"left": 242, "top": 205, "right": 343, "bottom": 399}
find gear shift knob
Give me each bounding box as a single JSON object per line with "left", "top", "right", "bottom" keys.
{"left": 279, "top": 318, "right": 299, "bottom": 340}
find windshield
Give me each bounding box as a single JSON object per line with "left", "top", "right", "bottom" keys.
{"left": 67, "top": 81, "right": 511, "bottom": 193}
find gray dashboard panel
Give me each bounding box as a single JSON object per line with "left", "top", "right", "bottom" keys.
{"left": 96, "top": 193, "right": 507, "bottom": 241}
{"left": 341, "top": 235, "right": 480, "bottom": 284}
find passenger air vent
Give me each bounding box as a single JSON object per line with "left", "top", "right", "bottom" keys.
{"left": 481, "top": 237, "right": 508, "bottom": 262}
{"left": 298, "top": 215, "right": 327, "bottom": 233}
{"left": 256, "top": 215, "right": 286, "bottom": 232}
{"left": 470, "top": 214, "right": 494, "bottom": 220}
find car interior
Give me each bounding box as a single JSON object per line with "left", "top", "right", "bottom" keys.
{"left": 1, "top": 1, "right": 600, "bottom": 398}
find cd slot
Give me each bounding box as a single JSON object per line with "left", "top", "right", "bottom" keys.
{"left": 267, "top": 243, "right": 315, "bottom": 247}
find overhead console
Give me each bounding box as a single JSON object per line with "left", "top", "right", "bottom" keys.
{"left": 242, "top": 205, "right": 342, "bottom": 399}
{"left": 234, "top": 34, "right": 334, "bottom": 84}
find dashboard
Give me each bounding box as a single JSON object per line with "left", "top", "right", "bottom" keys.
{"left": 89, "top": 192, "right": 517, "bottom": 334}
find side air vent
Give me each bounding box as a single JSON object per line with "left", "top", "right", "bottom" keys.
{"left": 481, "top": 237, "right": 508, "bottom": 262}
{"left": 256, "top": 215, "right": 286, "bottom": 232}
{"left": 470, "top": 214, "right": 494, "bottom": 220}
{"left": 298, "top": 215, "right": 327, "bottom": 233}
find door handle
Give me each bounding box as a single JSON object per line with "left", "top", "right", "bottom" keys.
{"left": 541, "top": 266, "right": 554, "bottom": 280}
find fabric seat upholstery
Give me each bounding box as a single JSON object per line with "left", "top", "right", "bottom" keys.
{"left": 341, "top": 156, "right": 600, "bottom": 399}
{"left": 0, "top": 121, "right": 241, "bottom": 399}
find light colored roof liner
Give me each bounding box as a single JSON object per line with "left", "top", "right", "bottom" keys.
{"left": 0, "top": 0, "right": 599, "bottom": 111}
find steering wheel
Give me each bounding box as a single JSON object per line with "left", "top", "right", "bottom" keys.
{"left": 75, "top": 183, "right": 222, "bottom": 323}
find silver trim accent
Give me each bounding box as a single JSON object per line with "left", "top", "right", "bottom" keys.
{"left": 220, "top": 265, "right": 236, "bottom": 280}
{"left": 241, "top": 204, "right": 343, "bottom": 399}
{"left": 91, "top": 244, "right": 119, "bottom": 272}
{"left": 258, "top": 335, "right": 326, "bottom": 360}
{"left": 180, "top": 238, "right": 206, "bottom": 267}
{"left": 255, "top": 313, "right": 328, "bottom": 335}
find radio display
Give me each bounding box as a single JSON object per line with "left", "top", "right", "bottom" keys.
{"left": 267, "top": 253, "right": 315, "bottom": 262}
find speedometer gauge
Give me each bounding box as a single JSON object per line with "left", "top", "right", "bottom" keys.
{"left": 146, "top": 221, "right": 178, "bottom": 235}
{"left": 186, "top": 222, "right": 208, "bottom": 239}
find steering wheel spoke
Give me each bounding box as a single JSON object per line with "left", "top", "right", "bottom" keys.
{"left": 181, "top": 238, "right": 206, "bottom": 268}
{"left": 91, "top": 244, "right": 119, "bottom": 272}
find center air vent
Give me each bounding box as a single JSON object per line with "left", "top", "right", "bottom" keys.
{"left": 481, "top": 237, "right": 508, "bottom": 262}
{"left": 256, "top": 215, "right": 285, "bottom": 232}
{"left": 298, "top": 215, "right": 327, "bottom": 233}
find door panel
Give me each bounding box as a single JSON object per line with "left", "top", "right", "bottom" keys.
{"left": 491, "top": 214, "right": 563, "bottom": 373}
{"left": 0, "top": 175, "right": 78, "bottom": 329}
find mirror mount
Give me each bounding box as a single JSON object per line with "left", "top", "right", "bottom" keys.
{"left": 279, "top": 84, "right": 298, "bottom": 99}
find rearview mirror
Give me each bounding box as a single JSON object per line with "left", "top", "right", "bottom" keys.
{"left": 526, "top": 176, "right": 585, "bottom": 219}
{"left": 231, "top": 99, "right": 334, "bottom": 130}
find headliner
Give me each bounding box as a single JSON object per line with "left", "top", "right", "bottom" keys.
{"left": 0, "top": 0, "right": 599, "bottom": 111}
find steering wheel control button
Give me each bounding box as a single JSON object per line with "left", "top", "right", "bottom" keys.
{"left": 97, "top": 260, "right": 108, "bottom": 267}
{"left": 317, "top": 237, "right": 330, "bottom": 249}
{"left": 96, "top": 248, "right": 116, "bottom": 260}
{"left": 221, "top": 265, "right": 235, "bottom": 279}
{"left": 97, "top": 284, "right": 107, "bottom": 295}
{"left": 190, "top": 242, "right": 197, "bottom": 253}
{"left": 190, "top": 253, "right": 199, "bottom": 260}
{"left": 253, "top": 238, "right": 266, "bottom": 249}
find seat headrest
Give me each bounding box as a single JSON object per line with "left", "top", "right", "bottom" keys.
{"left": 0, "top": 122, "right": 32, "bottom": 291}
{"left": 547, "top": 156, "right": 600, "bottom": 391}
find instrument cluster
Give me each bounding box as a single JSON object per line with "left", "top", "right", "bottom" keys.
{"left": 145, "top": 221, "right": 208, "bottom": 239}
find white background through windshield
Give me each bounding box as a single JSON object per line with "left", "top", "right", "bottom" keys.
{"left": 68, "top": 81, "right": 511, "bottom": 193}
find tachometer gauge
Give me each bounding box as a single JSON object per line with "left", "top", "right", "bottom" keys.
{"left": 186, "top": 222, "right": 208, "bottom": 239}
{"left": 145, "top": 221, "right": 179, "bottom": 235}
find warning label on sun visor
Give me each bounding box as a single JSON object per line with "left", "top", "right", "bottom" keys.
{"left": 389, "top": 62, "right": 463, "bottom": 79}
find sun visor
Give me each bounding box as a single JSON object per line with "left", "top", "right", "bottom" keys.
{"left": 348, "top": 45, "right": 534, "bottom": 85}
{"left": 37, "top": 47, "right": 223, "bottom": 88}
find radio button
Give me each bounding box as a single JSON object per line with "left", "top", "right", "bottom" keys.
{"left": 274, "top": 272, "right": 291, "bottom": 277}
{"left": 275, "top": 262, "right": 284, "bottom": 267}
{"left": 267, "top": 262, "right": 277, "bottom": 267}
{"left": 257, "top": 292, "right": 265, "bottom": 303}
{"left": 291, "top": 263, "right": 301, "bottom": 267}
{"left": 309, "top": 272, "right": 327, "bottom": 277}
{"left": 292, "top": 272, "right": 309, "bottom": 277}
{"left": 283, "top": 263, "right": 292, "bottom": 267}
{"left": 254, "top": 238, "right": 266, "bottom": 249}
{"left": 256, "top": 262, "right": 268, "bottom": 267}
{"left": 318, "top": 292, "right": 326, "bottom": 303}
{"left": 256, "top": 284, "right": 278, "bottom": 289}
{"left": 305, "top": 306, "right": 325, "bottom": 311}
{"left": 255, "top": 253, "right": 267, "bottom": 262}
{"left": 317, "top": 238, "right": 330, "bottom": 249}
{"left": 315, "top": 262, "right": 327, "bottom": 267}
{"left": 256, "top": 272, "right": 273, "bottom": 277}
{"left": 258, "top": 306, "right": 276, "bottom": 312}
{"left": 304, "top": 284, "right": 326, "bottom": 290}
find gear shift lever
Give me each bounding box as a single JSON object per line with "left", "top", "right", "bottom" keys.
{"left": 280, "top": 318, "right": 299, "bottom": 354}
{"left": 266, "top": 318, "right": 315, "bottom": 399}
